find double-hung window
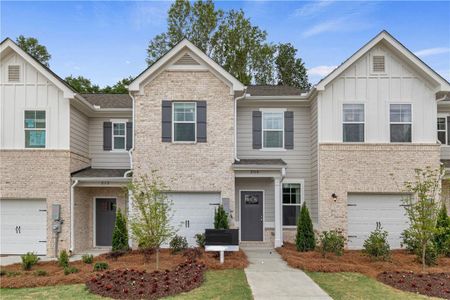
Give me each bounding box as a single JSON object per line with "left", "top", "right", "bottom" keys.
{"left": 112, "top": 122, "right": 126, "bottom": 150}
{"left": 173, "top": 102, "right": 196, "bottom": 142}
{"left": 262, "top": 111, "right": 284, "bottom": 149}
{"left": 390, "top": 104, "right": 412, "bottom": 143}
{"left": 437, "top": 117, "right": 447, "bottom": 145}
{"left": 282, "top": 182, "right": 302, "bottom": 226}
{"left": 343, "top": 104, "right": 365, "bottom": 142}
{"left": 24, "top": 110, "right": 46, "bottom": 148}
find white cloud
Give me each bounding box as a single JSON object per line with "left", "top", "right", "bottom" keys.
{"left": 294, "top": 0, "right": 335, "bottom": 17}
{"left": 302, "top": 18, "right": 346, "bottom": 37}
{"left": 308, "top": 65, "right": 337, "bottom": 77}
{"left": 125, "top": 60, "right": 131, "bottom": 65}
{"left": 414, "top": 47, "right": 450, "bottom": 58}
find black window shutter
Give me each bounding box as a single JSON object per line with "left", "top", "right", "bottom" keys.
{"left": 126, "top": 122, "right": 132, "bottom": 150}
{"left": 285, "top": 111, "right": 294, "bottom": 149}
{"left": 103, "top": 122, "right": 112, "bottom": 151}
{"left": 162, "top": 101, "right": 172, "bottom": 142}
{"left": 447, "top": 117, "right": 450, "bottom": 145}
{"left": 252, "top": 111, "right": 262, "bottom": 149}
{"left": 197, "top": 101, "right": 207, "bottom": 142}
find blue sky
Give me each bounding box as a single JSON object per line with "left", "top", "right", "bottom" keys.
{"left": 2, "top": 1, "right": 449, "bottom": 86}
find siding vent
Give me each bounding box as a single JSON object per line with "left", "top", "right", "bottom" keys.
{"left": 372, "top": 56, "right": 385, "bottom": 73}
{"left": 174, "top": 53, "right": 200, "bottom": 66}
{"left": 8, "top": 65, "right": 21, "bottom": 82}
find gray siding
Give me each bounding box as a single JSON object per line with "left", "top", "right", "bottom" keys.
{"left": 235, "top": 178, "right": 274, "bottom": 224}
{"left": 70, "top": 106, "right": 89, "bottom": 158}
{"left": 438, "top": 104, "right": 450, "bottom": 160}
{"left": 310, "top": 96, "right": 319, "bottom": 224}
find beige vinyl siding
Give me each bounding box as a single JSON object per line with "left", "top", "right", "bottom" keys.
{"left": 310, "top": 96, "right": 319, "bottom": 223}
{"left": 235, "top": 178, "right": 274, "bottom": 224}
{"left": 70, "top": 106, "right": 89, "bottom": 158}
{"left": 438, "top": 104, "right": 450, "bottom": 160}
{"left": 89, "top": 117, "right": 131, "bottom": 169}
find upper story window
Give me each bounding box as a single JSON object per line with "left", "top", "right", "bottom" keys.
{"left": 437, "top": 117, "right": 448, "bottom": 145}
{"left": 343, "top": 104, "right": 365, "bottom": 142}
{"left": 372, "top": 55, "right": 385, "bottom": 73}
{"left": 8, "top": 65, "right": 21, "bottom": 82}
{"left": 173, "top": 102, "right": 196, "bottom": 142}
{"left": 390, "top": 104, "right": 412, "bottom": 143}
{"left": 262, "top": 111, "right": 284, "bottom": 149}
{"left": 282, "top": 182, "right": 302, "bottom": 226}
{"left": 112, "top": 122, "right": 126, "bottom": 150}
{"left": 24, "top": 110, "right": 46, "bottom": 148}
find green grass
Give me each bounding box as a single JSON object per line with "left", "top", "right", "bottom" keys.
{"left": 306, "top": 272, "right": 435, "bottom": 300}
{"left": 0, "top": 269, "right": 252, "bottom": 300}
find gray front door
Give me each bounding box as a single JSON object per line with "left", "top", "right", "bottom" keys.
{"left": 241, "top": 191, "right": 263, "bottom": 241}
{"left": 96, "top": 198, "right": 116, "bottom": 246}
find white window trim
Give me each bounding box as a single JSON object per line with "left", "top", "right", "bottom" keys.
{"left": 24, "top": 109, "right": 47, "bottom": 149}
{"left": 438, "top": 113, "right": 449, "bottom": 146}
{"left": 112, "top": 121, "right": 127, "bottom": 151}
{"left": 389, "top": 103, "right": 413, "bottom": 143}
{"left": 172, "top": 102, "right": 197, "bottom": 144}
{"left": 282, "top": 178, "right": 304, "bottom": 228}
{"left": 342, "top": 103, "right": 366, "bottom": 143}
{"left": 260, "top": 108, "right": 286, "bottom": 150}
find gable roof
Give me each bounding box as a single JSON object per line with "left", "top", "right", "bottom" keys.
{"left": 315, "top": 30, "right": 450, "bottom": 92}
{"left": 81, "top": 93, "right": 132, "bottom": 108}
{"left": 128, "top": 39, "right": 245, "bottom": 93}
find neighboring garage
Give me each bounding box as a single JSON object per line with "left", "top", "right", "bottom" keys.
{"left": 166, "top": 192, "right": 221, "bottom": 246}
{"left": 347, "top": 194, "right": 409, "bottom": 249}
{"left": 0, "top": 199, "right": 47, "bottom": 255}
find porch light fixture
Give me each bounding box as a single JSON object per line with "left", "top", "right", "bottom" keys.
{"left": 331, "top": 193, "right": 338, "bottom": 201}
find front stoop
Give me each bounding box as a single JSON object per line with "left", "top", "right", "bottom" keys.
{"left": 244, "top": 248, "right": 332, "bottom": 300}
{"left": 240, "top": 241, "right": 274, "bottom": 250}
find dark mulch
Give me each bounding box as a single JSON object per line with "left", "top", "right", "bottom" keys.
{"left": 378, "top": 271, "right": 450, "bottom": 299}
{"left": 85, "top": 260, "right": 206, "bottom": 299}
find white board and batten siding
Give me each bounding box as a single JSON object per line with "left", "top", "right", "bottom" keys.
{"left": 0, "top": 52, "right": 70, "bottom": 149}
{"left": 319, "top": 44, "right": 437, "bottom": 144}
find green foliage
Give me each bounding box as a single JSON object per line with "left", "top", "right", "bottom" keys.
{"left": 421, "top": 242, "right": 438, "bottom": 266}
{"left": 195, "top": 233, "right": 206, "bottom": 248}
{"left": 63, "top": 266, "right": 79, "bottom": 275}
{"left": 34, "top": 270, "right": 48, "bottom": 276}
{"left": 434, "top": 203, "right": 450, "bottom": 255}
{"left": 65, "top": 75, "right": 100, "bottom": 93}
{"left": 214, "top": 205, "right": 229, "bottom": 229}
{"left": 112, "top": 208, "right": 129, "bottom": 252}
{"left": 441, "top": 237, "right": 450, "bottom": 257}
{"left": 101, "top": 76, "right": 134, "bottom": 94}
{"left": 21, "top": 252, "right": 39, "bottom": 270}
{"left": 319, "top": 230, "right": 345, "bottom": 258}
{"left": 295, "top": 202, "right": 315, "bottom": 252}
{"left": 169, "top": 235, "right": 188, "bottom": 254}
{"left": 16, "top": 35, "right": 51, "bottom": 67}
{"left": 93, "top": 262, "right": 109, "bottom": 271}
{"left": 5, "top": 271, "right": 21, "bottom": 277}
{"left": 81, "top": 254, "right": 94, "bottom": 264}
{"left": 275, "top": 43, "right": 311, "bottom": 90}
{"left": 362, "top": 222, "right": 390, "bottom": 261}
{"left": 58, "top": 250, "right": 69, "bottom": 268}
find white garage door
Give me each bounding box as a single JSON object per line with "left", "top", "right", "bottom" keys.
{"left": 0, "top": 199, "right": 47, "bottom": 255}
{"left": 347, "top": 194, "right": 409, "bottom": 249}
{"left": 167, "top": 192, "right": 220, "bottom": 246}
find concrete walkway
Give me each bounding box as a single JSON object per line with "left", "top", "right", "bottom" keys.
{"left": 243, "top": 248, "right": 332, "bottom": 300}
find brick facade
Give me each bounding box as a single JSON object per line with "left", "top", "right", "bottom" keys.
{"left": 443, "top": 179, "right": 450, "bottom": 214}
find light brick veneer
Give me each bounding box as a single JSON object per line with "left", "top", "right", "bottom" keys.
{"left": 0, "top": 150, "right": 71, "bottom": 256}
{"left": 132, "top": 71, "right": 235, "bottom": 225}
{"left": 318, "top": 143, "right": 441, "bottom": 235}
{"left": 442, "top": 179, "right": 450, "bottom": 214}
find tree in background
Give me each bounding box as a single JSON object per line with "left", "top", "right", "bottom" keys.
{"left": 102, "top": 76, "right": 134, "bottom": 94}
{"left": 112, "top": 208, "right": 129, "bottom": 252}
{"left": 295, "top": 202, "right": 315, "bottom": 252}
{"left": 214, "top": 205, "right": 229, "bottom": 229}
{"left": 16, "top": 35, "right": 51, "bottom": 67}
{"left": 275, "top": 43, "right": 311, "bottom": 90}
{"left": 65, "top": 75, "right": 100, "bottom": 93}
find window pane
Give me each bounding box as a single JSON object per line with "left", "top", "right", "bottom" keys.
{"left": 343, "top": 104, "right": 364, "bottom": 122}
{"left": 114, "top": 136, "right": 125, "bottom": 149}
{"left": 291, "top": 184, "right": 301, "bottom": 204}
{"left": 343, "top": 124, "right": 364, "bottom": 142}
{"left": 25, "top": 130, "right": 45, "bottom": 148}
{"left": 24, "top": 111, "right": 36, "bottom": 128}
{"left": 113, "top": 123, "right": 125, "bottom": 135}
{"left": 437, "top": 118, "right": 446, "bottom": 130}
{"left": 438, "top": 131, "right": 446, "bottom": 144}
{"left": 263, "top": 113, "right": 283, "bottom": 129}
{"left": 263, "top": 131, "right": 283, "bottom": 148}
{"left": 391, "top": 124, "right": 412, "bottom": 142}
{"left": 283, "top": 206, "right": 300, "bottom": 226}
{"left": 390, "top": 104, "right": 411, "bottom": 122}
{"left": 174, "top": 103, "right": 195, "bottom": 122}
{"left": 282, "top": 192, "right": 290, "bottom": 204}
{"left": 174, "top": 123, "right": 195, "bottom": 141}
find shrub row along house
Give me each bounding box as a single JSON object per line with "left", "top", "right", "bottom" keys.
{"left": 1, "top": 30, "right": 449, "bottom": 256}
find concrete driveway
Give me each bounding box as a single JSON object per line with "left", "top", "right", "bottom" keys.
{"left": 244, "top": 248, "right": 332, "bottom": 300}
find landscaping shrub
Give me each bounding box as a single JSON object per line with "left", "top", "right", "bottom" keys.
{"left": 401, "top": 228, "right": 419, "bottom": 253}
{"left": 421, "top": 242, "right": 438, "bottom": 266}
{"left": 319, "top": 230, "right": 345, "bottom": 257}
{"left": 402, "top": 228, "right": 439, "bottom": 265}
{"left": 183, "top": 247, "right": 202, "bottom": 260}
{"left": 434, "top": 203, "right": 450, "bottom": 255}
{"left": 295, "top": 202, "right": 315, "bottom": 252}
{"left": 64, "top": 266, "right": 79, "bottom": 275}
{"left": 34, "top": 270, "right": 48, "bottom": 276}
{"left": 6, "top": 271, "right": 21, "bottom": 277}
{"left": 170, "top": 235, "right": 188, "bottom": 254}
{"left": 58, "top": 249, "right": 69, "bottom": 268}
{"left": 93, "top": 262, "right": 109, "bottom": 271}
{"left": 0, "top": 270, "right": 5, "bottom": 277}
{"left": 106, "top": 250, "right": 127, "bottom": 261}
{"left": 362, "top": 222, "right": 390, "bottom": 261}
{"left": 112, "top": 208, "right": 129, "bottom": 252}
{"left": 82, "top": 254, "right": 94, "bottom": 264}
{"left": 195, "top": 233, "right": 206, "bottom": 248}
{"left": 21, "top": 252, "right": 39, "bottom": 270}
{"left": 214, "top": 205, "right": 229, "bottom": 229}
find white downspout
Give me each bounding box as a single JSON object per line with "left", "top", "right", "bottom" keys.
{"left": 234, "top": 90, "right": 248, "bottom": 162}
{"left": 70, "top": 179, "right": 79, "bottom": 253}
{"left": 124, "top": 91, "right": 135, "bottom": 178}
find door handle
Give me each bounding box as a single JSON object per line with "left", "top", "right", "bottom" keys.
{"left": 15, "top": 226, "right": 18, "bottom": 234}
{"left": 18, "top": 226, "right": 21, "bottom": 234}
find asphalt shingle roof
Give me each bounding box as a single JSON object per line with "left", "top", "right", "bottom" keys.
{"left": 246, "top": 85, "right": 305, "bottom": 96}
{"left": 81, "top": 94, "right": 132, "bottom": 109}
{"left": 71, "top": 168, "right": 130, "bottom": 178}
{"left": 234, "top": 159, "right": 287, "bottom": 166}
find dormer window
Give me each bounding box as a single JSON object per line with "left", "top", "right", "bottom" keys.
{"left": 8, "top": 65, "right": 21, "bottom": 82}
{"left": 372, "top": 56, "right": 385, "bottom": 73}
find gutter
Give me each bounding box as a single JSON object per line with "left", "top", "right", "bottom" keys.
{"left": 234, "top": 90, "right": 248, "bottom": 162}
{"left": 70, "top": 179, "right": 79, "bottom": 253}
{"left": 124, "top": 91, "right": 136, "bottom": 178}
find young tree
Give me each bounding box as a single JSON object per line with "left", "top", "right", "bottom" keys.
{"left": 295, "top": 202, "right": 315, "bottom": 251}
{"left": 16, "top": 35, "right": 51, "bottom": 67}
{"left": 401, "top": 167, "right": 444, "bottom": 270}
{"left": 112, "top": 208, "right": 129, "bottom": 252}
{"left": 214, "top": 205, "right": 229, "bottom": 229}
{"left": 127, "top": 173, "right": 176, "bottom": 269}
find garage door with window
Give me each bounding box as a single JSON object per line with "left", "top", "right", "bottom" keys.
{"left": 347, "top": 194, "right": 409, "bottom": 249}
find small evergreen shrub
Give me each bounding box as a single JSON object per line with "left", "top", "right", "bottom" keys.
{"left": 58, "top": 249, "right": 69, "bottom": 268}
{"left": 195, "top": 233, "right": 206, "bottom": 248}
{"left": 169, "top": 235, "right": 188, "bottom": 254}
{"left": 295, "top": 202, "right": 315, "bottom": 252}
{"left": 93, "top": 262, "right": 109, "bottom": 271}
{"left": 112, "top": 208, "right": 129, "bottom": 252}
{"left": 441, "top": 237, "right": 450, "bottom": 257}
{"left": 319, "top": 230, "right": 345, "bottom": 257}
{"left": 401, "top": 228, "right": 419, "bottom": 253}
{"left": 214, "top": 205, "right": 229, "bottom": 229}
{"left": 362, "top": 222, "right": 390, "bottom": 261}
{"left": 82, "top": 254, "right": 94, "bottom": 264}
{"left": 435, "top": 204, "right": 450, "bottom": 255}
{"left": 63, "top": 266, "right": 79, "bottom": 275}
{"left": 34, "top": 270, "right": 48, "bottom": 276}
{"left": 6, "top": 271, "right": 21, "bottom": 277}
{"left": 21, "top": 252, "right": 39, "bottom": 270}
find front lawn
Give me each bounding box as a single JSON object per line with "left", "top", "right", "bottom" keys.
{"left": 0, "top": 269, "right": 252, "bottom": 300}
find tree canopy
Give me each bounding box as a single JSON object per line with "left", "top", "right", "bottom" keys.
{"left": 65, "top": 75, "right": 133, "bottom": 94}
{"left": 16, "top": 35, "right": 51, "bottom": 67}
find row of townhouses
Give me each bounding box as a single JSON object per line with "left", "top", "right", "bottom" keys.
{"left": 1, "top": 30, "right": 449, "bottom": 256}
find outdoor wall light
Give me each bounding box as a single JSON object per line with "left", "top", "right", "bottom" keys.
{"left": 331, "top": 193, "right": 338, "bottom": 201}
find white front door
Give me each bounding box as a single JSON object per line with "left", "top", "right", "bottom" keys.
{"left": 0, "top": 199, "right": 47, "bottom": 255}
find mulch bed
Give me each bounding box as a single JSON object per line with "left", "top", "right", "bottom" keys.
{"left": 0, "top": 248, "right": 248, "bottom": 288}
{"left": 378, "top": 271, "right": 450, "bottom": 299}
{"left": 86, "top": 260, "right": 206, "bottom": 299}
